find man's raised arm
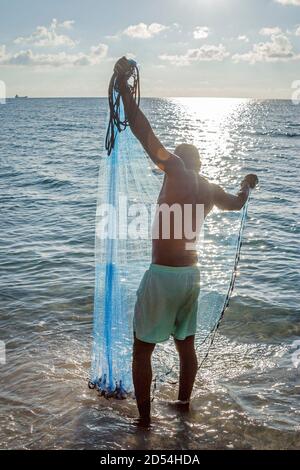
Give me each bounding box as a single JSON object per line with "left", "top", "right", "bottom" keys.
{"left": 115, "top": 57, "right": 184, "bottom": 176}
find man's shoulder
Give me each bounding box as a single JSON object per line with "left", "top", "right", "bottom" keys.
{"left": 197, "top": 174, "right": 210, "bottom": 185}
{"left": 196, "top": 175, "right": 216, "bottom": 206}
{"left": 200, "top": 177, "right": 224, "bottom": 193}
{"left": 197, "top": 174, "right": 214, "bottom": 191}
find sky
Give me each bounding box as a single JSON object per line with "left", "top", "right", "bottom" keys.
{"left": 0, "top": 0, "right": 300, "bottom": 98}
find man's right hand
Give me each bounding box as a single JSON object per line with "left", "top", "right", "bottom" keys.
{"left": 241, "top": 174, "right": 259, "bottom": 189}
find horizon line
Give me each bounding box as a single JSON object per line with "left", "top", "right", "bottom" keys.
{"left": 7, "top": 95, "right": 292, "bottom": 101}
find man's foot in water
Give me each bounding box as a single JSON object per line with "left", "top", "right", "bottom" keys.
{"left": 133, "top": 417, "right": 151, "bottom": 428}
{"left": 165, "top": 400, "right": 190, "bottom": 412}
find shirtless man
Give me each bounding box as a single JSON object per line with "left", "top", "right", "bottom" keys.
{"left": 114, "top": 57, "right": 258, "bottom": 426}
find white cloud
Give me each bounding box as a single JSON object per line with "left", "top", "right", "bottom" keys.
{"left": 193, "top": 26, "right": 210, "bottom": 39}
{"left": 0, "top": 45, "right": 6, "bottom": 58}
{"left": 0, "top": 43, "right": 108, "bottom": 67}
{"left": 59, "top": 20, "right": 75, "bottom": 30}
{"left": 123, "top": 22, "right": 168, "bottom": 39}
{"left": 14, "top": 18, "right": 77, "bottom": 47}
{"left": 237, "top": 35, "right": 249, "bottom": 42}
{"left": 159, "top": 44, "right": 229, "bottom": 66}
{"left": 232, "top": 34, "right": 300, "bottom": 63}
{"left": 260, "top": 26, "right": 282, "bottom": 35}
{"left": 89, "top": 43, "right": 108, "bottom": 59}
{"left": 296, "top": 26, "right": 300, "bottom": 35}
{"left": 275, "top": 0, "right": 300, "bottom": 5}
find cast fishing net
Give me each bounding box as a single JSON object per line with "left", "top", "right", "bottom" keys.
{"left": 88, "top": 62, "right": 250, "bottom": 398}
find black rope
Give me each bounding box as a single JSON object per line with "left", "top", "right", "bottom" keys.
{"left": 196, "top": 194, "right": 251, "bottom": 370}
{"left": 105, "top": 60, "right": 140, "bottom": 156}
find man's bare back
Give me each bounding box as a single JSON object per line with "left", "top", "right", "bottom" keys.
{"left": 153, "top": 172, "right": 213, "bottom": 266}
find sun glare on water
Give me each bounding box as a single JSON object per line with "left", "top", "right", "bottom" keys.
{"left": 171, "top": 97, "right": 251, "bottom": 183}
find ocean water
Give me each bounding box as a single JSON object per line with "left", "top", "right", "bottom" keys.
{"left": 0, "top": 97, "right": 299, "bottom": 450}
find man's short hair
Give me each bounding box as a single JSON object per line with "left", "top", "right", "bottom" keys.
{"left": 174, "top": 143, "right": 201, "bottom": 170}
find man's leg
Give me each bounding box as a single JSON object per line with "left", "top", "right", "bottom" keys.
{"left": 132, "top": 335, "right": 155, "bottom": 425}
{"left": 174, "top": 335, "right": 198, "bottom": 404}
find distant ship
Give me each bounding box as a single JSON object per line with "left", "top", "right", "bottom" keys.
{"left": 15, "top": 94, "right": 28, "bottom": 99}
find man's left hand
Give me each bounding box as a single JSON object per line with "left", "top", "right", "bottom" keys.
{"left": 114, "top": 56, "right": 132, "bottom": 77}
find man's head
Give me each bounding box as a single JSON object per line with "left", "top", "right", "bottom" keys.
{"left": 174, "top": 143, "right": 201, "bottom": 172}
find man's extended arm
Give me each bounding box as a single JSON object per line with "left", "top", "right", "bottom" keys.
{"left": 115, "top": 58, "right": 184, "bottom": 176}
{"left": 212, "top": 174, "right": 258, "bottom": 211}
